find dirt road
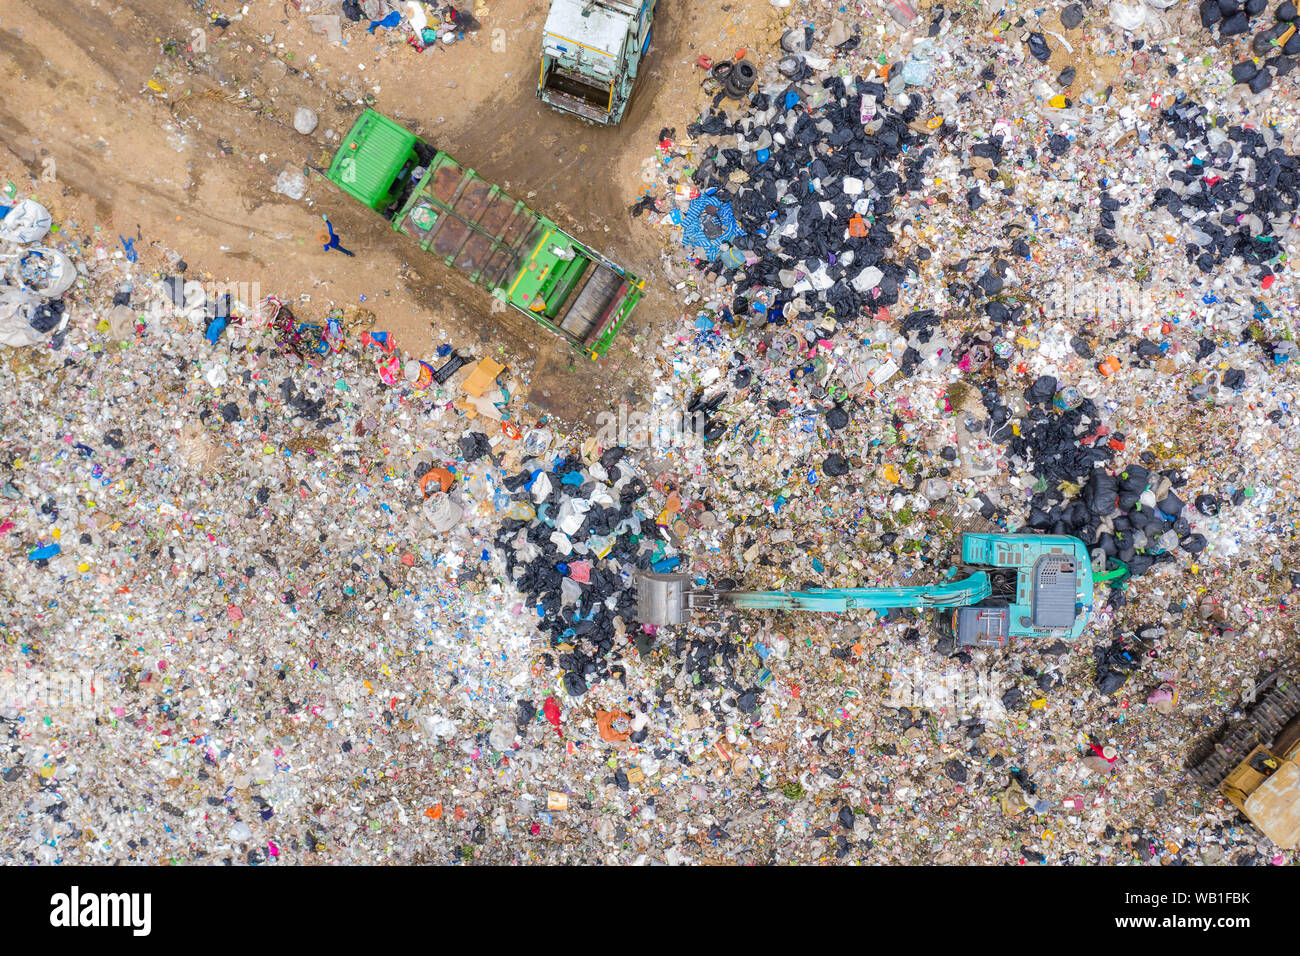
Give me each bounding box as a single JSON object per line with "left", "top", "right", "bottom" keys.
{"left": 0, "top": 0, "right": 781, "bottom": 422}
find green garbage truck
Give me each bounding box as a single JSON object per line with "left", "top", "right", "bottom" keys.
{"left": 325, "top": 109, "right": 643, "bottom": 358}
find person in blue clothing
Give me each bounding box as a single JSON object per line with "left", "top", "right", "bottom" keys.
{"left": 319, "top": 217, "right": 355, "bottom": 257}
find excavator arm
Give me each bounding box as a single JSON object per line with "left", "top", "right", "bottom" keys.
{"left": 637, "top": 571, "right": 992, "bottom": 626}
{"left": 721, "top": 572, "right": 992, "bottom": 613}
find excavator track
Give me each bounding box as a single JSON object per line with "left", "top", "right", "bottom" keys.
{"left": 1186, "top": 673, "right": 1300, "bottom": 787}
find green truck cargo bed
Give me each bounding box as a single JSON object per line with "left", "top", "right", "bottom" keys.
{"left": 326, "top": 110, "right": 642, "bottom": 357}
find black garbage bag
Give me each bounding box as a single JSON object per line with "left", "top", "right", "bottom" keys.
{"left": 459, "top": 431, "right": 492, "bottom": 461}
{"left": 563, "top": 670, "right": 588, "bottom": 697}
{"left": 1024, "top": 375, "right": 1058, "bottom": 406}
{"left": 503, "top": 469, "right": 533, "bottom": 492}
{"left": 1027, "top": 32, "right": 1052, "bottom": 62}
{"left": 515, "top": 699, "right": 537, "bottom": 730}
{"left": 1220, "top": 11, "right": 1251, "bottom": 35}
{"left": 823, "top": 453, "right": 850, "bottom": 477}
{"left": 1231, "top": 60, "right": 1259, "bottom": 83}
{"left": 1097, "top": 531, "right": 1118, "bottom": 557}
{"left": 1126, "top": 553, "right": 1156, "bottom": 577}
{"left": 1027, "top": 507, "right": 1054, "bottom": 530}
{"left": 1098, "top": 668, "right": 1130, "bottom": 695}
{"left": 1158, "top": 491, "right": 1184, "bottom": 519}
{"left": 1084, "top": 472, "right": 1119, "bottom": 516}
{"left": 826, "top": 406, "right": 850, "bottom": 430}
{"left": 1095, "top": 637, "right": 1140, "bottom": 695}
{"left": 28, "top": 303, "right": 62, "bottom": 333}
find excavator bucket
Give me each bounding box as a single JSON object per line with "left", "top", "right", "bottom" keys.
{"left": 636, "top": 572, "right": 691, "bottom": 626}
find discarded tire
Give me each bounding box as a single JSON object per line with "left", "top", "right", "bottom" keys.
{"left": 725, "top": 60, "right": 757, "bottom": 98}
{"left": 777, "top": 55, "right": 804, "bottom": 78}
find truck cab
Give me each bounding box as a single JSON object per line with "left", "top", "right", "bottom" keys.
{"left": 539, "top": 0, "right": 657, "bottom": 125}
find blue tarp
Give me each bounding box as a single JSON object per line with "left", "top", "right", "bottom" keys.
{"left": 679, "top": 194, "right": 741, "bottom": 260}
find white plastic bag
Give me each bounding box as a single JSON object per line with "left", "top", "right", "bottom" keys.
{"left": 272, "top": 170, "right": 307, "bottom": 200}
{"left": 9, "top": 247, "right": 76, "bottom": 297}
{"left": 1109, "top": 1, "right": 1147, "bottom": 30}
{"left": 0, "top": 199, "right": 52, "bottom": 244}
{"left": 0, "top": 287, "right": 44, "bottom": 347}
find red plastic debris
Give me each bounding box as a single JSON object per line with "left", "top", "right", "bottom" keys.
{"left": 543, "top": 696, "right": 563, "bottom": 736}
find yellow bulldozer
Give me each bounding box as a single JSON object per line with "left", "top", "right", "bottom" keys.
{"left": 1186, "top": 670, "right": 1300, "bottom": 850}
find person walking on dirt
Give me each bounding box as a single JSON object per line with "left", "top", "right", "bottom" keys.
{"left": 319, "top": 218, "right": 356, "bottom": 257}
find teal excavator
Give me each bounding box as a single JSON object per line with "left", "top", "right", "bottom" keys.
{"left": 637, "top": 533, "right": 1128, "bottom": 647}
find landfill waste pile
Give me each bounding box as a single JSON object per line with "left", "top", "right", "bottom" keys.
{"left": 2, "top": 0, "right": 1300, "bottom": 868}
{"left": 297, "top": 0, "right": 482, "bottom": 51}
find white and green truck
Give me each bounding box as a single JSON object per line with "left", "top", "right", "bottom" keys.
{"left": 538, "top": 0, "right": 658, "bottom": 125}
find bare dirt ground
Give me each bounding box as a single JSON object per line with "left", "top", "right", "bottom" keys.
{"left": 0, "top": 0, "right": 782, "bottom": 421}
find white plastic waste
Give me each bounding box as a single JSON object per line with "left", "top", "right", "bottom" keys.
{"left": 9, "top": 247, "right": 76, "bottom": 297}
{"left": 0, "top": 287, "right": 44, "bottom": 348}
{"left": 406, "top": 0, "right": 430, "bottom": 35}
{"left": 293, "top": 107, "right": 319, "bottom": 135}
{"left": 273, "top": 170, "right": 308, "bottom": 200}
{"left": 428, "top": 494, "right": 463, "bottom": 532}
{"left": 0, "top": 199, "right": 52, "bottom": 243}
{"left": 1109, "top": 1, "right": 1147, "bottom": 30}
